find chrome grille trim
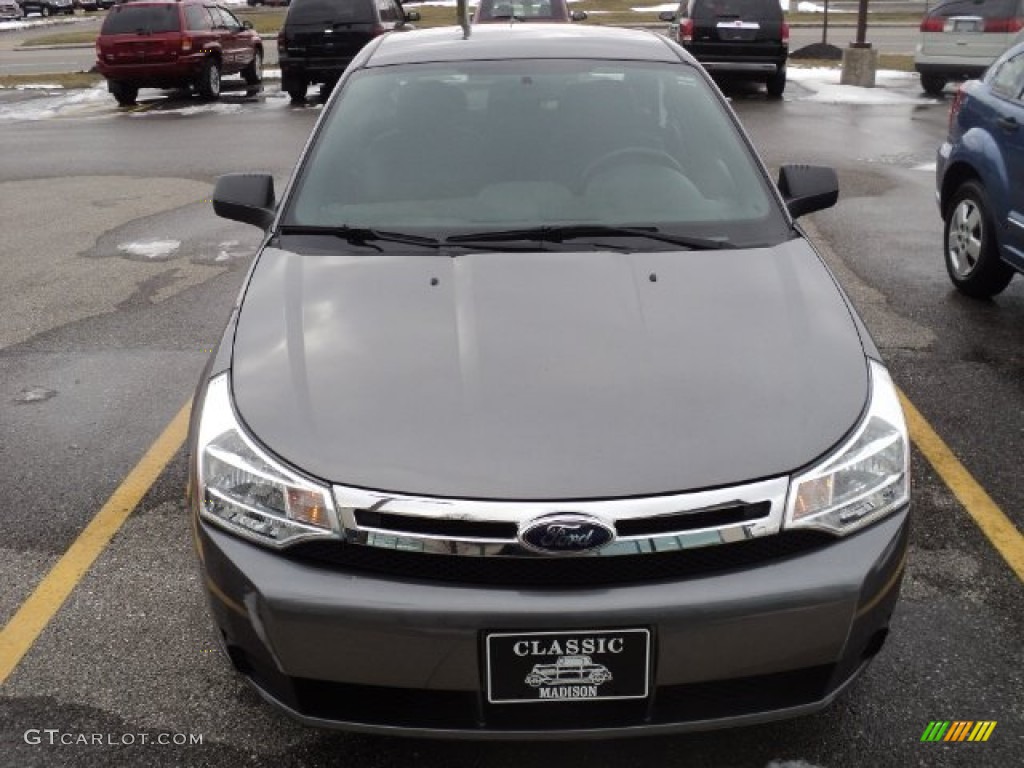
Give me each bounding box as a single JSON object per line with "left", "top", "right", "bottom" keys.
{"left": 331, "top": 477, "right": 791, "bottom": 558}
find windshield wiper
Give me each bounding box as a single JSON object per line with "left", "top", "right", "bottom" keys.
{"left": 278, "top": 224, "right": 546, "bottom": 253}
{"left": 445, "top": 225, "right": 728, "bottom": 250}
{"left": 278, "top": 224, "right": 442, "bottom": 249}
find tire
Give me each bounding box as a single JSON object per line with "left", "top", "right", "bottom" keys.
{"left": 108, "top": 80, "right": 138, "bottom": 107}
{"left": 285, "top": 78, "right": 308, "bottom": 103}
{"left": 766, "top": 67, "right": 786, "bottom": 99}
{"left": 943, "top": 180, "right": 1014, "bottom": 298}
{"left": 196, "top": 58, "right": 221, "bottom": 100}
{"left": 921, "top": 74, "right": 946, "bottom": 97}
{"left": 242, "top": 49, "right": 263, "bottom": 86}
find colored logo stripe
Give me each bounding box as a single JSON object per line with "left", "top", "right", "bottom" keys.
{"left": 920, "top": 721, "right": 996, "bottom": 742}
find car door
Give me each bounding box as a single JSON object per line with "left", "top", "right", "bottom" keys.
{"left": 989, "top": 50, "right": 1024, "bottom": 263}
{"left": 208, "top": 6, "right": 239, "bottom": 72}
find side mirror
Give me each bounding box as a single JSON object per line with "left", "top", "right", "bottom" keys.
{"left": 571, "top": 10, "right": 587, "bottom": 20}
{"left": 212, "top": 173, "right": 276, "bottom": 230}
{"left": 404, "top": 10, "right": 421, "bottom": 21}
{"left": 242, "top": 19, "right": 253, "bottom": 29}
{"left": 777, "top": 164, "right": 839, "bottom": 220}
{"left": 658, "top": 11, "right": 677, "bottom": 21}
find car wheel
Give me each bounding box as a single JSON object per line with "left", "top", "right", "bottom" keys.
{"left": 766, "top": 67, "right": 786, "bottom": 99}
{"left": 197, "top": 58, "right": 222, "bottom": 100}
{"left": 286, "top": 79, "right": 308, "bottom": 103}
{"left": 242, "top": 49, "right": 263, "bottom": 85}
{"left": 943, "top": 180, "right": 1014, "bottom": 298}
{"left": 109, "top": 80, "right": 138, "bottom": 107}
{"left": 921, "top": 74, "right": 946, "bottom": 97}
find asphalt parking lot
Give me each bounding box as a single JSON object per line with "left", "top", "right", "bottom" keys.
{"left": 1, "top": 18, "right": 1022, "bottom": 768}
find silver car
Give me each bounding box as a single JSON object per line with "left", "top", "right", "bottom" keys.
{"left": 191, "top": 23, "right": 912, "bottom": 737}
{"left": 0, "top": 0, "right": 23, "bottom": 19}
{"left": 914, "top": 0, "right": 1024, "bottom": 95}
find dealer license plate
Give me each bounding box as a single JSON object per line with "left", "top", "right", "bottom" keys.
{"left": 485, "top": 629, "right": 650, "bottom": 704}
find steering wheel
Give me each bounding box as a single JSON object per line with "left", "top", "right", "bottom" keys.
{"left": 580, "top": 147, "right": 686, "bottom": 191}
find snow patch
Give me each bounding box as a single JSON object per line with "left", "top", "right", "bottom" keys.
{"left": 789, "top": 68, "right": 925, "bottom": 105}
{"left": 117, "top": 240, "right": 181, "bottom": 260}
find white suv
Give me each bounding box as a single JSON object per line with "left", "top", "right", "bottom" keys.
{"left": 915, "top": 0, "right": 1024, "bottom": 95}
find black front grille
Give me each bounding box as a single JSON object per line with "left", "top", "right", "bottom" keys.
{"left": 354, "top": 510, "right": 518, "bottom": 540}
{"left": 285, "top": 530, "right": 833, "bottom": 587}
{"left": 616, "top": 501, "right": 771, "bottom": 537}
{"left": 286, "top": 665, "right": 837, "bottom": 731}
{"left": 354, "top": 501, "right": 771, "bottom": 541}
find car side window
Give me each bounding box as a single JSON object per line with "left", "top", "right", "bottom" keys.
{"left": 990, "top": 52, "right": 1024, "bottom": 101}
{"left": 185, "top": 5, "right": 213, "bottom": 30}
{"left": 377, "top": 0, "right": 397, "bottom": 22}
{"left": 218, "top": 7, "right": 243, "bottom": 28}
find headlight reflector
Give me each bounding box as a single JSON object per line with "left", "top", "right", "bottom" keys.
{"left": 197, "top": 374, "right": 338, "bottom": 547}
{"left": 786, "top": 360, "right": 909, "bottom": 535}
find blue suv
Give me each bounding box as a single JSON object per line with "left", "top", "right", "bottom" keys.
{"left": 937, "top": 40, "right": 1024, "bottom": 297}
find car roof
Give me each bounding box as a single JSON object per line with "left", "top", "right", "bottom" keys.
{"left": 364, "top": 24, "right": 687, "bottom": 68}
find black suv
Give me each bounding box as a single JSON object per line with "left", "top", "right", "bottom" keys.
{"left": 277, "top": 0, "right": 419, "bottom": 102}
{"left": 660, "top": 0, "right": 789, "bottom": 98}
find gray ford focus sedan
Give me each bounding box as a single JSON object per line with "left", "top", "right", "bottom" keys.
{"left": 189, "top": 24, "right": 911, "bottom": 738}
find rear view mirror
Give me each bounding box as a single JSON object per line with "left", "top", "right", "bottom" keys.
{"left": 777, "top": 164, "right": 839, "bottom": 220}
{"left": 212, "top": 173, "right": 276, "bottom": 230}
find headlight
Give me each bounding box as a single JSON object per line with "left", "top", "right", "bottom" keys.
{"left": 785, "top": 360, "right": 910, "bottom": 535}
{"left": 196, "top": 374, "right": 339, "bottom": 547}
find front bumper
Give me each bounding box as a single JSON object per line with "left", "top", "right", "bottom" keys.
{"left": 196, "top": 508, "right": 909, "bottom": 738}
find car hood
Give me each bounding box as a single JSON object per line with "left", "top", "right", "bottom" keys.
{"left": 231, "top": 241, "right": 868, "bottom": 499}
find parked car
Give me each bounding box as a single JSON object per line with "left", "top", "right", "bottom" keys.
{"left": 472, "top": 0, "right": 586, "bottom": 23}
{"left": 659, "top": 0, "right": 788, "bottom": 98}
{"left": 914, "top": 0, "right": 1024, "bottom": 96}
{"left": 77, "top": 0, "right": 115, "bottom": 11}
{"left": 94, "top": 0, "right": 264, "bottom": 106}
{"left": 936, "top": 40, "right": 1024, "bottom": 296}
{"left": 193, "top": 23, "right": 911, "bottom": 736}
{"left": 277, "top": 0, "right": 419, "bottom": 103}
{"left": 18, "top": 0, "right": 75, "bottom": 16}
{"left": 1, "top": 0, "right": 23, "bottom": 19}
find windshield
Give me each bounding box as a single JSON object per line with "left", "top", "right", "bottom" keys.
{"left": 283, "top": 60, "right": 788, "bottom": 248}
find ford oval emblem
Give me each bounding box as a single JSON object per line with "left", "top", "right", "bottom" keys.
{"left": 519, "top": 514, "right": 615, "bottom": 555}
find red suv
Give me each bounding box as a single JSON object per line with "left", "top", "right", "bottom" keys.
{"left": 95, "top": 0, "right": 264, "bottom": 106}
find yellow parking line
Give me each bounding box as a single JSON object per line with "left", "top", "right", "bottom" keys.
{"left": 899, "top": 391, "right": 1024, "bottom": 583}
{"left": 0, "top": 401, "right": 191, "bottom": 686}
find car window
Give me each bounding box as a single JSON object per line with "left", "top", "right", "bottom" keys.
{"left": 100, "top": 4, "right": 181, "bottom": 34}
{"left": 688, "top": 0, "right": 782, "bottom": 19}
{"left": 218, "top": 6, "right": 244, "bottom": 27}
{"left": 376, "top": 0, "right": 396, "bottom": 22}
{"left": 185, "top": 4, "right": 214, "bottom": 30}
{"left": 925, "top": 0, "right": 1017, "bottom": 18}
{"left": 286, "top": 0, "right": 375, "bottom": 23}
{"left": 989, "top": 51, "right": 1024, "bottom": 100}
{"left": 285, "top": 60, "right": 787, "bottom": 247}
{"left": 476, "top": 0, "right": 568, "bottom": 21}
